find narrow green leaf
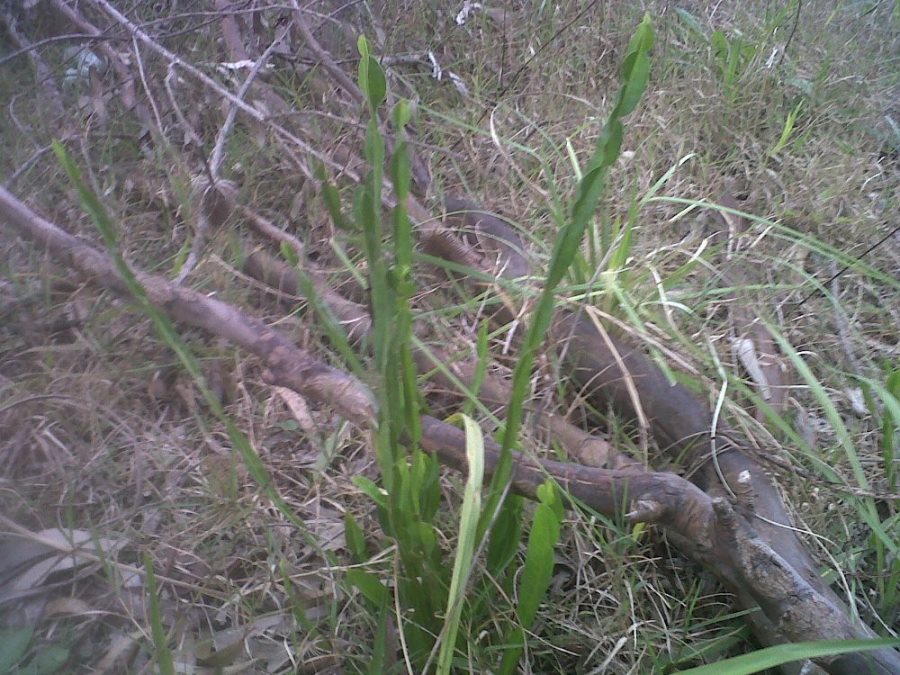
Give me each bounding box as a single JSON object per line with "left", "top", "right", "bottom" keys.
{"left": 617, "top": 51, "right": 650, "bottom": 116}
{"left": 486, "top": 496, "right": 523, "bottom": 574}
{"left": 437, "top": 415, "right": 485, "bottom": 675}
{"left": 481, "top": 15, "right": 654, "bottom": 580}
{"left": 767, "top": 321, "right": 898, "bottom": 556}
{"left": 676, "top": 637, "right": 900, "bottom": 675}
{"left": 769, "top": 101, "right": 803, "bottom": 156}
{"left": 345, "top": 513, "right": 369, "bottom": 563}
{"left": 711, "top": 30, "right": 728, "bottom": 60}
{"left": 393, "top": 99, "right": 412, "bottom": 128}
{"left": 356, "top": 35, "right": 369, "bottom": 58}
{"left": 321, "top": 176, "right": 351, "bottom": 231}
{"left": 353, "top": 476, "right": 388, "bottom": 510}
{"left": 518, "top": 483, "right": 562, "bottom": 626}
{"left": 144, "top": 553, "right": 175, "bottom": 675}
{"left": 358, "top": 52, "right": 386, "bottom": 111}
{"left": 368, "top": 603, "right": 389, "bottom": 675}
{"left": 498, "top": 482, "right": 563, "bottom": 674}
{"left": 24, "top": 643, "right": 70, "bottom": 674}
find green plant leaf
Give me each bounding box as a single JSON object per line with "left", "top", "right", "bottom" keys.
{"left": 769, "top": 101, "right": 803, "bottom": 156}
{"left": 345, "top": 512, "right": 369, "bottom": 563}
{"left": 353, "top": 476, "right": 388, "bottom": 510}
{"left": 498, "top": 481, "right": 563, "bottom": 674}
{"left": 437, "top": 415, "right": 485, "bottom": 675}
{"left": 0, "top": 626, "right": 33, "bottom": 672}
{"left": 481, "top": 15, "right": 654, "bottom": 595}
{"left": 357, "top": 44, "right": 386, "bottom": 112}
{"left": 347, "top": 569, "right": 390, "bottom": 607}
{"left": 144, "top": 553, "right": 175, "bottom": 675}
{"left": 711, "top": 30, "right": 728, "bottom": 61}
{"left": 676, "top": 637, "right": 900, "bottom": 675}
{"left": 320, "top": 174, "right": 352, "bottom": 231}
{"left": 486, "top": 495, "right": 523, "bottom": 574}
{"left": 518, "top": 482, "right": 562, "bottom": 627}
{"left": 393, "top": 99, "right": 412, "bottom": 128}
{"left": 21, "top": 643, "right": 70, "bottom": 674}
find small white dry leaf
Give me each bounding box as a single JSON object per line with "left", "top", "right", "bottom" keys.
{"left": 448, "top": 72, "right": 470, "bottom": 97}
{"left": 216, "top": 59, "right": 255, "bottom": 71}
{"left": 456, "top": 1, "right": 483, "bottom": 25}
{"left": 426, "top": 50, "right": 442, "bottom": 79}
{"left": 733, "top": 337, "right": 772, "bottom": 401}
{"left": 845, "top": 387, "right": 868, "bottom": 418}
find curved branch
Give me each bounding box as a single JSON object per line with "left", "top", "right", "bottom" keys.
{"left": 420, "top": 196, "right": 900, "bottom": 675}
{"left": 1, "top": 187, "right": 896, "bottom": 674}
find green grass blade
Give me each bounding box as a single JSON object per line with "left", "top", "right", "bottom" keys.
{"left": 766, "top": 320, "right": 898, "bottom": 556}
{"left": 486, "top": 10, "right": 655, "bottom": 509}
{"left": 676, "top": 637, "right": 900, "bottom": 675}
{"left": 436, "top": 415, "right": 485, "bottom": 675}
{"left": 143, "top": 552, "right": 175, "bottom": 675}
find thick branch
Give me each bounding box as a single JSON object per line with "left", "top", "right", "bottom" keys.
{"left": 0, "top": 185, "right": 701, "bottom": 535}
{"left": 3, "top": 188, "right": 895, "bottom": 674}
{"left": 420, "top": 197, "right": 900, "bottom": 675}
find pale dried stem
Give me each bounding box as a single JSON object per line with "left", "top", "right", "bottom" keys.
{"left": 87, "top": 0, "right": 357, "bottom": 180}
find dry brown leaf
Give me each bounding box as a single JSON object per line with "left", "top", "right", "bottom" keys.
{"left": 44, "top": 596, "right": 93, "bottom": 617}
{"left": 93, "top": 629, "right": 141, "bottom": 675}
{"left": 196, "top": 625, "right": 247, "bottom": 668}
{"left": 275, "top": 386, "right": 317, "bottom": 436}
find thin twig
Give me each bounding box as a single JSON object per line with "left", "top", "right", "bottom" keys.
{"left": 210, "top": 21, "right": 292, "bottom": 176}
{"left": 88, "top": 0, "right": 357, "bottom": 180}
{"left": 777, "top": 0, "right": 802, "bottom": 68}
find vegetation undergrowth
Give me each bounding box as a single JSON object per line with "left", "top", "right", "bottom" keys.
{"left": 0, "top": 1, "right": 897, "bottom": 673}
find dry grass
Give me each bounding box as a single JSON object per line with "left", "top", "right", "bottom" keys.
{"left": 1, "top": 1, "right": 897, "bottom": 673}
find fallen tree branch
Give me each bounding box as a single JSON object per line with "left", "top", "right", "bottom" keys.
{"left": 3, "top": 186, "right": 897, "bottom": 674}
{"left": 238, "top": 216, "right": 638, "bottom": 472}
{"left": 420, "top": 197, "right": 900, "bottom": 675}
{"left": 4, "top": 6, "right": 896, "bottom": 669}
{"left": 0, "top": 186, "right": 693, "bottom": 522}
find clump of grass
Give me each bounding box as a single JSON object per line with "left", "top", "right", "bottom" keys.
{"left": 331, "top": 16, "right": 655, "bottom": 671}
